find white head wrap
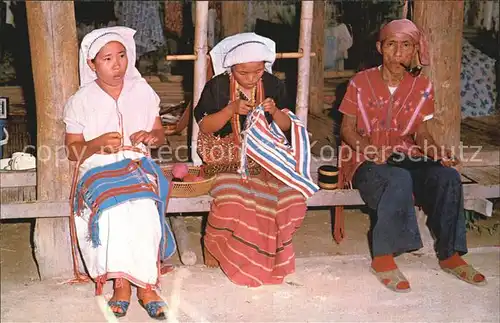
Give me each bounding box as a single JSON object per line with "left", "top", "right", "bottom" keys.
{"left": 78, "top": 26, "right": 142, "bottom": 87}
{"left": 209, "top": 32, "right": 276, "bottom": 77}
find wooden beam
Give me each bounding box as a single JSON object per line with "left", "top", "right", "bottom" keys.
{"left": 2, "top": 182, "right": 498, "bottom": 220}
{"left": 0, "top": 170, "right": 36, "bottom": 188}
{"left": 0, "top": 86, "right": 25, "bottom": 106}
{"left": 169, "top": 217, "right": 197, "bottom": 265}
{"left": 324, "top": 70, "right": 356, "bottom": 79}
{"left": 413, "top": 1, "right": 465, "bottom": 150}
{"left": 460, "top": 148, "right": 500, "bottom": 167}
{"left": 220, "top": 1, "right": 245, "bottom": 37}
{"left": 26, "top": 1, "right": 78, "bottom": 279}
{"left": 0, "top": 190, "right": 362, "bottom": 220}
{"left": 309, "top": 0, "right": 325, "bottom": 115}
{"left": 464, "top": 198, "right": 493, "bottom": 217}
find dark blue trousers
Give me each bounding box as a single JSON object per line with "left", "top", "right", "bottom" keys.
{"left": 353, "top": 161, "right": 468, "bottom": 260}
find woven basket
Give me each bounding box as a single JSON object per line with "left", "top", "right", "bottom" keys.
{"left": 161, "top": 165, "right": 215, "bottom": 198}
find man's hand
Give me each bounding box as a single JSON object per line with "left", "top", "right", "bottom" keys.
{"left": 437, "top": 148, "right": 460, "bottom": 167}
{"left": 415, "top": 121, "right": 458, "bottom": 167}
{"left": 130, "top": 130, "right": 159, "bottom": 146}
{"left": 262, "top": 98, "right": 278, "bottom": 116}
{"left": 371, "top": 147, "right": 393, "bottom": 165}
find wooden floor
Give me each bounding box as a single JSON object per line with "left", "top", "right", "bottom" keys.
{"left": 461, "top": 166, "right": 500, "bottom": 186}
{"left": 461, "top": 115, "right": 500, "bottom": 149}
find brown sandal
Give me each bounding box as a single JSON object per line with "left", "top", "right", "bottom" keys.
{"left": 442, "top": 264, "right": 487, "bottom": 286}
{"left": 370, "top": 268, "right": 411, "bottom": 293}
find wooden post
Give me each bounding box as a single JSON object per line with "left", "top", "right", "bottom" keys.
{"left": 413, "top": 1, "right": 464, "bottom": 251}
{"left": 26, "top": 1, "right": 78, "bottom": 279}
{"left": 295, "top": 1, "right": 314, "bottom": 126}
{"left": 309, "top": 1, "right": 325, "bottom": 116}
{"left": 221, "top": 1, "right": 245, "bottom": 37}
{"left": 413, "top": 0, "right": 464, "bottom": 151}
{"left": 170, "top": 217, "right": 197, "bottom": 265}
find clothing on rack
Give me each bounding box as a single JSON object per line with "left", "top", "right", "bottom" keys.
{"left": 114, "top": 1, "right": 165, "bottom": 57}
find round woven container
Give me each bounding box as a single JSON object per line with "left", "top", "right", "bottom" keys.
{"left": 161, "top": 165, "right": 215, "bottom": 198}
{"left": 317, "top": 165, "right": 339, "bottom": 190}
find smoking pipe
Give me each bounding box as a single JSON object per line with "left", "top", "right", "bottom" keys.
{"left": 400, "top": 63, "right": 422, "bottom": 77}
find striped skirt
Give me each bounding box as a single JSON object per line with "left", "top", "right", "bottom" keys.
{"left": 204, "top": 170, "right": 307, "bottom": 287}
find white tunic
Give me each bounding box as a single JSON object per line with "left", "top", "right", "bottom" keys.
{"left": 64, "top": 79, "right": 160, "bottom": 145}
{"left": 63, "top": 77, "right": 164, "bottom": 289}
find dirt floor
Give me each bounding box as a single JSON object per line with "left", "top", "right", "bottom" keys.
{"left": 1, "top": 207, "right": 500, "bottom": 322}
{"left": 1, "top": 207, "right": 499, "bottom": 284}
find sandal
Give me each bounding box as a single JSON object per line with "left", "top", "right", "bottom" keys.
{"left": 138, "top": 299, "right": 167, "bottom": 320}
{"left": 442, "top": 264, "right": 487, "bottom": 286}
{"left": 370, "top": 268, "right": 411, "bottom": 293}
{"left": 107, "top": 300, "right": 130, "bottom": 318}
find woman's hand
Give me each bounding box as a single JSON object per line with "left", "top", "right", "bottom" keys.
{"left": 96, "top": 132, "right": 122, "bottom": 153}
{"left": 227, "top": 99, "right": 253, "bottom": 116}
{"left": 262, "top": 98, "right": 278, "bottom": 116}
{"left": 130, "top": 130, "right": 158, "bottom": 146}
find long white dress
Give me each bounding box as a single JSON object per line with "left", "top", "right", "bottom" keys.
{"left": 63, "top": 78, "right": 165, "bottom": 290}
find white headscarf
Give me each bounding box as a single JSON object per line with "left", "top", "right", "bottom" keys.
{"left": 78, "top": 26, "right": 142, "bottom": 87}
{"left": 209, "top": 32, "right": 276, "bottom": 77}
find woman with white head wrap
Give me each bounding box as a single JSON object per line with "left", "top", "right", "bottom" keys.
{"left": 63, "top": 26, "right": 171, "bottom": 319}
{"left": 194, "top": 33, "right": 309, "bottom": 287}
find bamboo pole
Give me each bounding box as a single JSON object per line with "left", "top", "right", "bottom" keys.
{"left": 277, "top": 52, "right": 316, "bottom": 59}
{"left": 166, "top": 54, "right": 198, "bottom": 61}
{"left": 295, "top": 1, "right": 314, "bottom": 126}
{"left": 191, "top": 1, "right": 209, "bottom": 166}
{"left": 26, "top": 1, "right": 78, "bottom": 279}
{"left": 165, "top": 52, "right": 316, "bottom": 61}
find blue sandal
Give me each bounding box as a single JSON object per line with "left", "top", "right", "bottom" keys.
{"left": 138, "top": 299, "right": 167, "bottom": 320}
{"left": 108, "top": 300, "right": 130, "bottom": 318}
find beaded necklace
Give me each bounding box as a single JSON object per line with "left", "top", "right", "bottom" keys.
{"left": 234, "top": 82, "right": 256, "bottom": 131}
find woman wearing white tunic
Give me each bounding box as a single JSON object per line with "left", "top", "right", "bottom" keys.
{"left": 63, "top": 26, "right": 168, "bottom": 319}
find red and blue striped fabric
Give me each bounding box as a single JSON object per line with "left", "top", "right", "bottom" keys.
{"left": 238, "top": 106, "right": 319, "bottom": 198}
{"left": 74, "top": 157, "right": 176, "bottom": 260}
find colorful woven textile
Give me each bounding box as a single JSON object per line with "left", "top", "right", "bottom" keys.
{"left": 74, "top": 157, "right": 176, "bottom": 260}
{"left": 239, "top": 105, "right": 319, "bottom": 198}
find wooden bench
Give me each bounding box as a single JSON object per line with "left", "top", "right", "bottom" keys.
{"left": 3, "top": 154, "right": 498, "bottom": 217}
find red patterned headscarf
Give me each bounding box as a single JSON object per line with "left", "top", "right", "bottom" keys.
{"left": 379, "top": 19, "right": 430, "bottom": 66}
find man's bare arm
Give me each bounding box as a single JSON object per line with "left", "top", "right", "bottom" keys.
{"left": 340, "top": 115, "right": 374, "bottom": 156}
{"left": 415, "top": 121, "right": 440, "bottom": 159}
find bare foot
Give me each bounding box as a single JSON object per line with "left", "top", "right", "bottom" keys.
{"left": 204, "top": 245, "right": 219, "bottom": 268}
{"left": 109, "top": 278, "right": 131, "bottom": 315}
{"left": 137, "top": 287, "right": 166, "bottom": 318}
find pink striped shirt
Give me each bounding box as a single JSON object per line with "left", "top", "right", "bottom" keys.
{"left": 338, "top": 67, "right": 435, "bottom": 184}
